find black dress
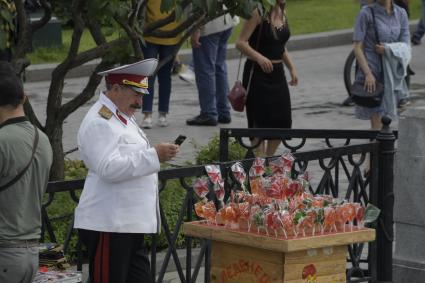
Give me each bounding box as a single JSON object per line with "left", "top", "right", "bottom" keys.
{"left": 242, "top": 20, "right": 292, "bottom": 129}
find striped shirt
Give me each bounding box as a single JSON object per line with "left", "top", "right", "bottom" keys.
{"left": 0, "top": 0, "right": 15, "bottom": 50}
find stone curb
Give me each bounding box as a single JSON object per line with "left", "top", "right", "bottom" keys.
{"left": 25, "top": 22, "right": 418, "bottom": 83}
{"left": 25, "top": 28, "right": 356, "bottom": 83}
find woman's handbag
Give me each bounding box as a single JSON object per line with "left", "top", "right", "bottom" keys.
{"left": 228, "top": 22, "right": 263, "bottom": 112}
{"left": 350, "top": 80, "right": 384, "bottom": 107}
{"left": 350, "top": 6, "right": 384, "bottom": 108}
{"left": 227, "top": 79, "right": 247, "bottom": 112}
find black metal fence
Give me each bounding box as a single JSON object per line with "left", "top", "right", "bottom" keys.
{"left": 41, "top": 119, "right": 396, "bottom": 283}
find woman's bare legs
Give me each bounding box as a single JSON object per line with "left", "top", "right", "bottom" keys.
{"left": 252, "top": 138, "right": 266, "bottom": 157}
{"left": 371, "top": 113, "right": 382, "bottom": 130}
{"left": 266, "top": 139, "right": 281, "bottom": 157}
{"left": 365, "top": 113, "right": 382, "bottom": 176}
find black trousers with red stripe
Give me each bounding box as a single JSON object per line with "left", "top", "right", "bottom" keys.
{"left": 79, "top": 229, "right": 153, "bottom": 283}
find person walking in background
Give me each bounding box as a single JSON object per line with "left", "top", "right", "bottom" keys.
{"left": 411, "top": 0, "right": 425, "bottom": 45}
{"left": 0, "top": 61, "right": 53, "bottom": 283}
{"left": 236, "top": 0, "right": 298, "bottom": 157}
{"left": 75, "top": 59, "right": 179, "bottom": 283}
{"left": 140, "top": 0, "right": 182, "bottom": 129}
{"left": 352, "top": 0, "right": 410, "bottom": 130}
{"left": 186, "top": 12, "right": 239, "bottom": 126}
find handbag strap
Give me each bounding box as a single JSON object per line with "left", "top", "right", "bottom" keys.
{"left": 370, "top": 6, "right": 384, "bottom": 79}
{"left": 0, "top": 124, "right": 39, "bottom": 192}
{"left": 246, "top": 20, "right": 264, "bottom": 91}
{"left": 369, "top": 6, "right": 381, "bottom": 45}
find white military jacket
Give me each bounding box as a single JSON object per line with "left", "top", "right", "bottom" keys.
{"left": 74, "top": 93, "right": 161, "bottom": 233}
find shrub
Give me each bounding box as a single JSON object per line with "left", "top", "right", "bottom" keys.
{"left": 194, "top": 134, "right": 246, "bottom": 165}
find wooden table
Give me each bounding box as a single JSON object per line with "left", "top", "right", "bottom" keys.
{"left": 183, "top": 221, "right": 375, "bottom": 283}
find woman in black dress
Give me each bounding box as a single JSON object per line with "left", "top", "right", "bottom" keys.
{"left": 236, "top": 0, "right": 298, "bottom": 157}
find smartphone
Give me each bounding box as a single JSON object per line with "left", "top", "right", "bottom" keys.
{"left": 174, "top": 135, "right": 187, "bottom": 145}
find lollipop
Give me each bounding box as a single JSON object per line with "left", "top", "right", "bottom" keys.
{"left": 280, "top": 210, "right": 295, "bottom": 238}
{"left": 231, "top": 162, "right": 248, "bottom": 192}
{"left": 305, "top": 209, "right": 317, "bottom": 236}
{"left": 293, "top": 209, "right": 307, "bottom": 237}
{"left": 354, "top": 203, "right": 365, "bottom": 228}
{"left": 251, "top": 157, "right": 266, "bottom": 176}
{"left": 282, "top": 152, "right": 295, "bottom": 171}
{"left": 298, "top": 171, "right": 311, "bottom": 191}
{"left": 193, "top": 177, "right": 210, "bottom": 202}
{"left": 269, "top": 158, "right": 284, "bottom": 175}
{"left": 214, "top": 182, "right": 225, "bottom": 208}
{"left": 265, "top": 177, "right": 282, "bottom": 199}
{"left": 194, "top": 201, "right": 205, "bottom": 219}
{"left": 205, "top": 165, "right": 222, "bottom": 184}
{"left": 324, "top": 207, "right": 336, "bottom": 233}
{"left": 251, "top": 207, "right": 267, "bottom": 235}
{"left": 203, "top": 201, "right": 217, "bottom": 225}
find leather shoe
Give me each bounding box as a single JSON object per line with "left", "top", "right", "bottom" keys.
{"left": 342, "top": 96, "right": 354, "bottom": 107}
{"left": 186, "top": 115, "right": 217, "bottom": 126}
{"left": 218, "top": 116, "right": 231, "bottom": 124}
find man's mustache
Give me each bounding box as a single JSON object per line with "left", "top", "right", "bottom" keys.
{"left": 130, "top": 104, "right": 142, "bottom": 109}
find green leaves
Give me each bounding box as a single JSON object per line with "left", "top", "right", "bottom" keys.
{"left": 364, "top": 203, "right": 381, "bottom": 224}
{"left": 262, "top": 0, "right": 276, "bottom": 12}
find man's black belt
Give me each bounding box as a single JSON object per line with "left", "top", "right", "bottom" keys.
{"left": 0, "top": 239, "right": 39, "bottom": 248}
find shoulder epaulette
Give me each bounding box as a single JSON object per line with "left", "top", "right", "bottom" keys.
{"left": 98, "top": 105, "right": 113, "bottom": 120}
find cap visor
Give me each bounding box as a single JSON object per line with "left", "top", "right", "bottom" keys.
{"left": 132, "top": 87, "right": 149, "bottom": 94}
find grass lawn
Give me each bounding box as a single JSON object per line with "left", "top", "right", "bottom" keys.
{"left": 28, "top": 0, "right": 422, "bottom": 64}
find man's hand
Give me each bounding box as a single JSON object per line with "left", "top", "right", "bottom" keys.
{"left": 191, "top": 29, "right": 201, "bottom": 48}
{"left": 154, "top": 143, "right": 179, "bottom": 162}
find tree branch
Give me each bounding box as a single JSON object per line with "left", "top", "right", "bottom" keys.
{"left": 29, "top": 0, "right": 52, "bottom": 32}
{"left": 59, "top": 60, "right": 113, "bottom": 121}
{"left": 13, "top": 0, "right": 29, "bottom": 61}
{"left": 24, "top": 100, "right": 43, "bottom": 130}
{"left": 69, "top": 37, "right": 129, "bottom": 69}
{"left": 113, "top": 12, "right": 142, "bottom": 60}
{"left": 85, "top": 17, "right": 106, "bottom": 46}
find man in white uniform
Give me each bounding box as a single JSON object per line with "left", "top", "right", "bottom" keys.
{"left": 74, "top": 58, "right": 179, "bottom": 283}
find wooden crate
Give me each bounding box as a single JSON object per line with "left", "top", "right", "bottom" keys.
{"left": 183, "top": 221, "right": 375, "bottom": 283}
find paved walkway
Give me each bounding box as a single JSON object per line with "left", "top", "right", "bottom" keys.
{"left": 25, "top": 42, "right": 425, "bottom": 165}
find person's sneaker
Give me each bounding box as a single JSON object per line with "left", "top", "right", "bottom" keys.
{"left": 218, "top": 116, "right": 231, "bottom": 124}
{"left": 179, "top": 67, "right": 196, "bottom": 84}
{"left": 186, "top": 115, "right": 217, "bottom": 126}
{"left": 158, "top": 114, "right": 169, "bottom": 127}
{"left": 141, "top": 116, "right": 153, "bottom": 129}
{"left": 398, "top": 98, "right": 410, "bottom": 109}
{"left": 342, "top": 96, "right": 354, "bottom": 107}
{"left": 411, "top": 36, "right": 421, "bottom": 46}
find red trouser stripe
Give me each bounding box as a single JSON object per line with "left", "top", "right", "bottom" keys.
{"left": 94, "top": 233, "right": 110, "bottom": 283}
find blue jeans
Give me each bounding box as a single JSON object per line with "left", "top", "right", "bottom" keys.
{"left": 193, "top": 28, "right": 232, "bottom": 119}
{"left": 413, "top": 0, "right": 425, "bottom": 41}
{"left": 141, "top": 42, "right": 178, "bottom": 114}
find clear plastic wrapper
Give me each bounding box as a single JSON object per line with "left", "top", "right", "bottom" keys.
{"left": 193, "top": 177, "right": 210, "bottom": 202}
{"left": 231, "top": 162, "right": 247, "bottom": 192}
{"left": 205, "top": 164, "right": 223, "bottom": 184}
{"left": 282, "top": 152, "right": 295, "bottom": 171}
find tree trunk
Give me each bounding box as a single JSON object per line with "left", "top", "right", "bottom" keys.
{"left": 47, "top": 123, "right": 65, "bottom": 181}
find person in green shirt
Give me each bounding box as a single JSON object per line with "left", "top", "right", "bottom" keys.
{"left": 0, "top": 61, "right": 53, "bottom": 283}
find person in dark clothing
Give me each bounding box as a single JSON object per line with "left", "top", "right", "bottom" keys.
{"left": 236, "top": 0, "right": 298, "bottom": 157}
